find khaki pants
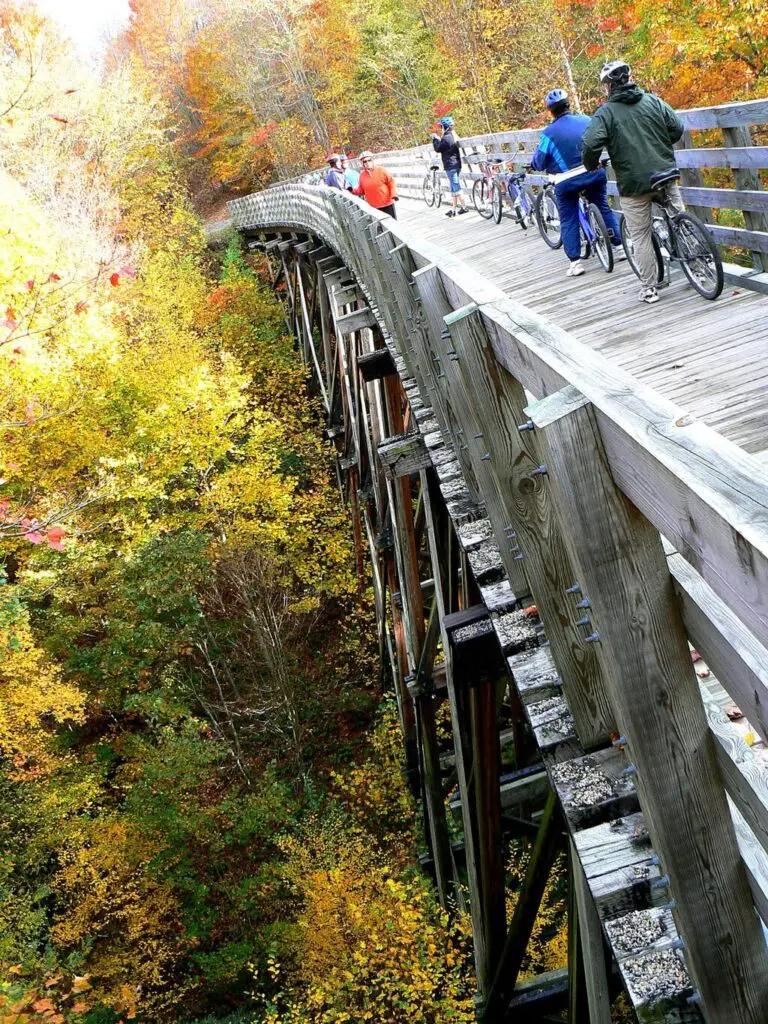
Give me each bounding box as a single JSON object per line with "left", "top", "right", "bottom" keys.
{"left": 621, "top": 183, "right": 684, "bottom": 288}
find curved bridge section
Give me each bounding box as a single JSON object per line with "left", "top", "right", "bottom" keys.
{"left": 230, "top": 184, "right": 768, "bottom": 1023}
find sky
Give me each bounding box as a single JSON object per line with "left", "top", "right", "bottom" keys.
{"left": 34, "top": 0, "right": 132, "bottom": 58}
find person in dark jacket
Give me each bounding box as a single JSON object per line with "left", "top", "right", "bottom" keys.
{"left": 324, "top": 155, "right": 347, "bottom": 191}
{"left": 582, "top": 60, "right": 685, "bottom": 304}
{"left": 431, "top": 116, "right": 467, "bottom": 217}
{"left": 531, "top": 88, "right": 622, "bottom": 277}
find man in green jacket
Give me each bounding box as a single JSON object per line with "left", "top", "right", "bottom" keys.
{"left": 582, "top": 60, "right": 685, "bottom": 304}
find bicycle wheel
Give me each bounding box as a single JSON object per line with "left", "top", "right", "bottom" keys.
{"left": 674, "top": 212, "right": 723, "bottom": 300}
{"left": 535, "top": 186, "right": 562, "bottom": 248}
{"left": 588, "top": 204, "right": 614, "bottom": 273}
{"left": 520, "top": 184, "right": 537, "bottom": 228}
{"left": 491, "top": 182, "right": 504, "bottom": 225}
{"left": 434, "top": 173, "right": 443, "bottom": 209}
{"left": 473, "top": 178, "right": 493, "bottom": 219}
{"left": 422, "top": 172, "right": 435, "bottom": 208}
{"left": 620, "top": 214, "right": 665, "bottom": 284}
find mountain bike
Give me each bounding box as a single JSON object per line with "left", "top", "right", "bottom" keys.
{"left": 620, "top": 168, "right": 723, "bottom": 300}
{"left": 472, "top": 159, "right": 502, "bottom": 220}
{"left": 422, "top": 163, "right": 443, "bottom": 209}
{"left": 491, "top": 168, "right": 536, "bottom": 227}
{"left": 534, "top": 182, "right": 562, "bottom": 248}
{"left": 534, "top": 178, "right": 615, "bottom": 271}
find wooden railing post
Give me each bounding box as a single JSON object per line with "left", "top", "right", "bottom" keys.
{"left": 527, "top": 385, "right": 768, "bottom": 1024}
{"left": 440, "top": 303, "right": 614, "bottom": 750}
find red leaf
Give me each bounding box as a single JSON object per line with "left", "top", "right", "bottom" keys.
{"left": 110, "top": 273, "right": 120, "bottom": 287}
{"left": 47, "top": 272, "right": 61, "bottom": 283}
{"left": 48, "top": 115, "right": 69, "bottom": 125}
{"left": 74, "top": 301, "right": 88, "bottom": 314}
{"left": 25, "top": 279, "right": 35, "bottom": 291}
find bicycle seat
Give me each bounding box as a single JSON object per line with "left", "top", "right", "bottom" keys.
{"left": 649, "top": 167, "right": 681, "bottom": 188}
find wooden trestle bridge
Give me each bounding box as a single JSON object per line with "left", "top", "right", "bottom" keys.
{"left": 229, "top": 96, "right": 768, "bottom": 1024}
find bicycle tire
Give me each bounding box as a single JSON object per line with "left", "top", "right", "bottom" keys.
{"left": 473, "top": 178, "right": 493, "bottom": 220}
{"left": 422, "top": 172, "right": 435, "bottom": 208}
{"left": 674, "top": 212, "right": 723, "bottom": 300}
{"left": 535, "top": 186, "right": 562, "bottom": 249}
{"left": 588, "top": 204, "right": 614, "bottom": 273}
{"left": 620, "top": 214, "right": 665, "bottom": 285}
{"left": 434, "top": 173, "right": 443, "bottom": 209}
{"left": 491, "top": 181, "right": 504, "bottom": 225}
{"left": 521, "top": 184, "right": 536, "bottom": 228}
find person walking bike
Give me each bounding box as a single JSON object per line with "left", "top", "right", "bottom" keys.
{"left": 431, "top": 116, "right": 468, "bottom": 217}
{"left": 352, "top": 152, "right": 399, "bottom": 218}
{"left": 531, "top": 88, "right": 622, "bottom": 276}
{"left": 582, "top": 60, "right": 685, "bottom": 304}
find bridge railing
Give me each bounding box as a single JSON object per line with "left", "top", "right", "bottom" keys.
{"left": 229, "top": 183, "right": 768, "bottom": 1021}
{"left": 372, "top": 96, "right": 768, "bottom": 286}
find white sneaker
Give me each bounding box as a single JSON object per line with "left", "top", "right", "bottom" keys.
{"left": 566, "top": 261, "right": 585, "bottom": 277}
{"left": 639, "top": 286, "right": 659, "bottom": 304}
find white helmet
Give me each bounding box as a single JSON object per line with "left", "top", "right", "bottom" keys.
{"left": 600, "top": 60, "right": 631, "bottom": 84}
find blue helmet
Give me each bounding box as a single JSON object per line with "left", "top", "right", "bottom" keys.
{"left": 545, "top": 88, "right": 569, "bottom": 108}
{"left": 438, "top": 116, "right": 455, "bottom": 128}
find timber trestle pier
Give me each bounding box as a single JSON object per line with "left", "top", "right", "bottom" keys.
{"left": 229, "top": 114, "right": 768, "bottom": 1022}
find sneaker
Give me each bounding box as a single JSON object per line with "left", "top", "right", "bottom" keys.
{"left": 639, "top": 286, "right": 659, "bottom": 304}
{"left": 457, "top": 207, "right": 468, "bottom": 215}
{"left": 566, "top": 261, "right": 585, "bottom": 277}
{"left": 445, "top": 209, "right": 456, "bottom": 217}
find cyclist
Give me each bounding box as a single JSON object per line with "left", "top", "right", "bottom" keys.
{"left": 352, "top": 152, "right": 399, "bottom": 218}
{"left": 340, "top": 154, "right": 359, "bottom": 190}
{"left": 531, "top": 88, "right": 622, "bottom": 277}
{"left": 431, "top": 116, "right": 468, "bottom": 217}
{"left": 582, "top": 60, "right": 685, "bottom": 304}
{"left": 324, "top": 155, "right": 347, "bottom": 191}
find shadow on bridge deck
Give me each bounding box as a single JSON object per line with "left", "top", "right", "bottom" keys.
{"left": 397, "top": 198, "right": 768, "bottom": 459}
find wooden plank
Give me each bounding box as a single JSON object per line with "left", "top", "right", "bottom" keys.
{"left": 675, "top": 146, "right": 768, "bottom": 169}
{"left": 528, "top": 386, "right": 768, "bottom": 1024}
{"left": 441, "top": 307, "right": 614, "bottom": 750}
{"left": 668, "top": 552, "right": 768, "bottom": 744}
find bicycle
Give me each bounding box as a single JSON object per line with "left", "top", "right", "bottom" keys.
{"left": 535, "top": 177, "right": 615, "bottom": 271}
{"left": 620, "top": 168, "right": 723, "bottom": 300}
{"left": 534, "top": 181, "right": 562, "bottom": 249}
{"left": 491, "top": 167, "right": 536, "bottom": 228}
{"left": 472, "top": 159, "right": 501, "bottom": 220}
{"left": 422, "top": 163, "right": 443, "bottom": 209}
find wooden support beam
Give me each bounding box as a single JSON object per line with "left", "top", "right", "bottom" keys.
{"left": 483, "top": 790, "right": 562, "bottom": 1021}
{"left": 336, "top": 306, "right": 377, "bottom": 335}
{"left": 377, "top": 432, "right": 431, "bottom": 479}
{"left": 358, "top": 347, "right": 396, "bottom": 381}
{"left": 445, "top": 606, "right": 507, "bottom": 1002}
{"left": 527, "top": 386, "right": 768, "bottom": 1024}
{"left": 442, "top": 304, "right": 614, "bottom": 750}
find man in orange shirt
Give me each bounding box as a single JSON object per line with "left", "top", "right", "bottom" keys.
{"left": 352, "top": 151, "right": 398, "bottom": 218}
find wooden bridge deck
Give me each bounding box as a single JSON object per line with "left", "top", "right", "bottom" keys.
{"left": 397, "top": 199, "right": 768, "bottom": 459}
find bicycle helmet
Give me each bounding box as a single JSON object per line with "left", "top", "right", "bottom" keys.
{"left": 545, "top": 88, "right": 568, "bottom": 108}
{"left": 600, "top": 59, "right": 631, "bottom": 84}
{"left": 438, "top": 116, "right": 455, "bottom": 129}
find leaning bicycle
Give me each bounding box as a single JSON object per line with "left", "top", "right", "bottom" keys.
{"left": 491, "top": 167, "right": 536, "bottom": 228}
{"left": 422, "top": 163, "right": 443, "bottom": 209}
{"left": 620, "top": 168, "right": 723, "bottom": 300}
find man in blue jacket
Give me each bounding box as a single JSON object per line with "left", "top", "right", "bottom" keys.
{"left": 431, "top": 116, "right": 468, "bottom": 217}
{"left": 531, "top": 89, "right": 622, "bottom": 276}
